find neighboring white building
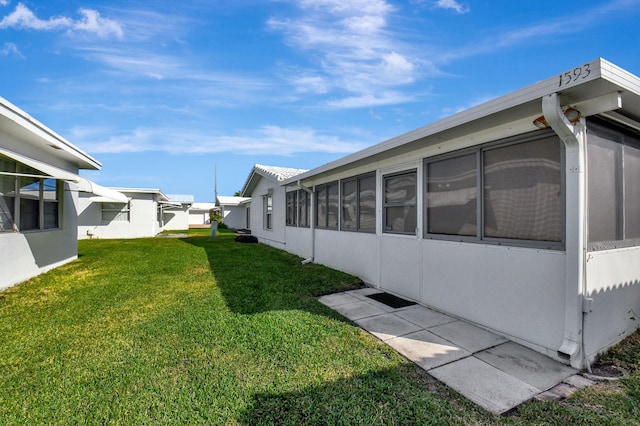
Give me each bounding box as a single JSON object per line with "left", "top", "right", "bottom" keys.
{"left": 240, "top": 164, "right": 307, "bottom": 249}
{"left": 77, "top": 187, "right": 184, "bottom": 239}
{"left": 1, "top": 96, "right": 126, "bottom": 290}
{"left": 243, "top": 58, "right": 640, "bottom": 370}
{"left": 216, "top": 195, "right": 251, "bottom": 230}
{"left": 188, "top": 202, "right": 217, "bottom": 227}
{"left": 163, "top": 194, "right": 194, "bottom": 231}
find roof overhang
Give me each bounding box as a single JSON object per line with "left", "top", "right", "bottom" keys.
{"left": 0, "top": 147, "right": 128, "bottom": 203}
{"left": 283, "top": 58, "right": 640, "bottom": 185}
{"left": 0, "top": 97, "right": 101, "bottom": 171}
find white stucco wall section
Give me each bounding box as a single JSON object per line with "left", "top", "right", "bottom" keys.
{"left": 0, "top": 185, "right": 79, "bottom": 290}
{"left": 584, "top": 247, "right": 640, "bottom": 361}
{"left": 77, "top": 191, "right": 162, "bottom": 239}
{"left": 248, "top": 177, "right": 287, "bottom": 250}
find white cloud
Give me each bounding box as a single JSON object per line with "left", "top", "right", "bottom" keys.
{"left": 0, "top": 3, "right": 123, "bottom": 39}
{"left": 75, "top": 125, "right": 368, "bottom": 156}
{"left": 269, "top": 0, "right": 426, "bottom": 109}
{"left": 0, "top": 0, "right": 10, "bottom": 6}
{"left": 1, "top": 41, "right": 22, "bottom": 57}
{"left": 435, "top": 0, "right": 469, "bottom": 14}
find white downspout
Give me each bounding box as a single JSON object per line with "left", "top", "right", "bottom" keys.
{"left": 297, "top": 180, "right": 315, "bottom": 264}
{"left": 542, "top": 93, "right": 588, "bottom": 369}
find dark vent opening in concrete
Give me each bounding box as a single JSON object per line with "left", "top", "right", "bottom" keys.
{"left": 367, "top": 292, "right": 417, "bottom": 309}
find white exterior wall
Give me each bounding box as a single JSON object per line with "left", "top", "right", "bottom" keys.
{"left": 163, "top": 205, "right": 190, "bottom": 231}
{"left": 584, "top": 246, "right": 640, "bottom": 362}
{"left": 0, "top": 183, "right": 79, "bottom": 291}
{"left": 77, "top": 192, "right": 161, "bottom": 239}
{"left": 283, "top": 226, "right": 313, "bottom": 259}
{"left": 314, "top": 230, "right": 378, "bottom": 285}
{"left": 222, "top": 205, "right": 247, "bottom": 230}
{"left": 249, "top": 177, "right": 287, "bottom": 250}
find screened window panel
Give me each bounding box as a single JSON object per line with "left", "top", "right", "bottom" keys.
{"left": 298, "top": 190, "right": 308, "bottom": 227}
{"left": 327, "top": 182, "right": 339, "bottom": 228}
{"left": 286, "top": 191, "right": 297, "bottom": 226}
{"left": 20, "top": 198, "right": 39, "bottom": 231}
{"left": 315, "top": 185, "right": 327, "bottom": 227}
{"left": 427, "top": 153, "right": 477, "bottom": 236}
{"left": 624, "top": 143, "right": 640, "bottom": 239}
{"left": 385, "top": 206, "right": 417, "bottom": 234}
{"left": 0, "top": 175, "right": 15, "bottom": 232}
{"left": 484, "top": 137, "right": 562, "bottom": 242}
{"left": 43, "top": 179, "right": 59, "bottom": 229}
{"left": 341, "top": 180, "right": 357, "bottom": 230}
{"left": 19, "top": 177, "right": 40, "bottom": 231}
{"left": 359, "top": 175, "right": 376, "bottom": 232}
{"left": 384, "top": 172, "right": 416, "bottom": 234}
{"left": 587, "top": 134, "right": 619, "bottom": 243}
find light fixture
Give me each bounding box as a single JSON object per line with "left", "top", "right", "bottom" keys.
{"left": 532, "top": 106, "right": 582, "bottom": 129}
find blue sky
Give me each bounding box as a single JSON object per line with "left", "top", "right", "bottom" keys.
{"left": 1, "top": 0, "right": 639, "bottom": 201}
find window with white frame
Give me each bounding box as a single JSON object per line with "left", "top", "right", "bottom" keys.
{"left": 264, "top": 193, "right": 273, "bottom": 230}
{"left": 102, "top": 202, "right": 130, "bottom": 222}
{"left": 0, "top": 155, "right": 61, "bottom": 233}
{"left": 384, "top": 170, "right": 417, "bottom": 234}
{"left": 341, "top": 173, "right": 376, "bottom": 233}
{"left": 425, "top": 131, "right": 563, "bottom": 247}
{"left": 587, "top": 117, "right": 640, "bottom": 250}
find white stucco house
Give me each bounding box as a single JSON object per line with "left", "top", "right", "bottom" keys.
{"left": 216, "top": 195, "right": 251, "bottom": 230}
{"left": 1, "top": 97, "right": 127, "bottom": 290}
{"left": 188, "top": 202, "right": 217, "bottom": 227}
{"left": 240, "top": 164, "right": 307, "bottom": 249}
{"left": 77, "top": 188, "right": 189, "bottom": 239}
{"left": 242, "top": 58, "right": 640, "bottom": 370}
{"left": 163, "top": 194, "right": 194, "bottom": 231}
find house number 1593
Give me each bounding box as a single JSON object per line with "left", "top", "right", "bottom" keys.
{"left": 558, "top": 64, "right": 592, "bottom": 87}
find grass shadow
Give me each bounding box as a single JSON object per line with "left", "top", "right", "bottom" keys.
{"left": 180, "top": 232, "right": 363, "bottom": 316}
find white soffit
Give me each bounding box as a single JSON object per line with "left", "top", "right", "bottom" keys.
{"left": 0, "top": 147, "right": 128, "bottom": 203}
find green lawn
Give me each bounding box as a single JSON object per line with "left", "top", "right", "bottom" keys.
{"left": 1, "top": 229, "right": 639, "bottom": 425}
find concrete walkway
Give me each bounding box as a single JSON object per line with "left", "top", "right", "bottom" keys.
{"left": 319, "top": 287, "right": 582, "bottom": 414}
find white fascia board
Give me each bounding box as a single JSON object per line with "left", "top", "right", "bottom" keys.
{"left": 0, "top": 96, "right": 101, "bottom": 170}
{"left": 284, "top": 58, "right": 640, "bottom": 185}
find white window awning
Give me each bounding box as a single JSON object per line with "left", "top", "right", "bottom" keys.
{"left": 0, "top": 147, "right": 128, "bottom": 203}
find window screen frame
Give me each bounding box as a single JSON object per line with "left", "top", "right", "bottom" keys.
{"left": 340, "top": 172, "right": 376, "bottom": 233}
{"left": 315, "top": 181, "right": 339, "bottom": 230}
{"left": 424, "top": 129, "right": 565, "bottom": 250}
{"left": 0, "top": 155, "right": 63, "bottom": 233}
{"left": 587, "top": 117, "right": 640, "bottom": 251}
{"left": 285, "top": 190, "right": 297, "bottom": 227}
{"left": 383, "top": 169, "right": 417, "bottom": 235}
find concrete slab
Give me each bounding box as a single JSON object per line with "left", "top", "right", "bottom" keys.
{"left": 386, "top": 329, "right": 471, "bottom": 370}
{"left": 395, "top": 305, "right": 457, "bottom": 329}
{"left": 428, "top": 320, "right": 509, "bottom": 353}
{"left": 318, "top": 292, "right": 362, "bottom": 308}
{"left": 330, "top": 300, "right": 389, "bottom": 321}
{"left": 475, "top": 341, "right": 577, "bottom": 391}
{"left": 430, "top": 356, "right": 540, "bottom": 415}
{"left": 355, "top": 313, "right": 422, "bottom": 341}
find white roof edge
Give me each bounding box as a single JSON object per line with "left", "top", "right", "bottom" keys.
{"left": 284, "top": 58, "right": 639, "bottom": 184}
{"left": 108, "top": 187, "right": 170, "bottom": 201}
{"left": 0, "top": 96, "right": 101, "bottom": 171}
